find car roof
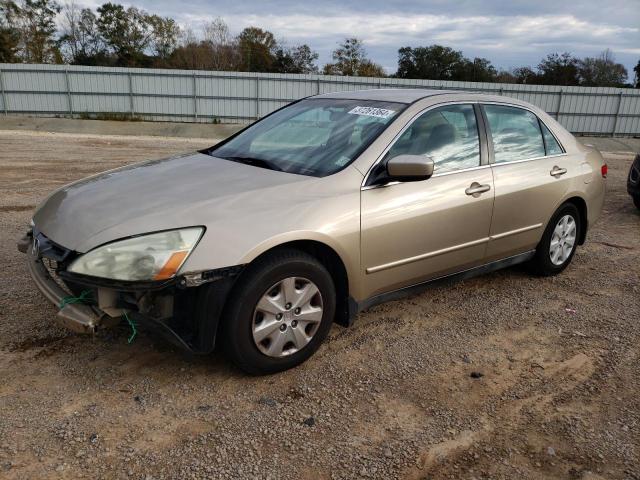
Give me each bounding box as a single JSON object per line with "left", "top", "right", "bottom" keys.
{"left": 314, "top": 88, "right": 455, "bottom": 104}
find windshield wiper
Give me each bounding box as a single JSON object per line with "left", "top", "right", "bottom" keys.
{"left": 220, "top": 156, "right": 284, "bottom": 172}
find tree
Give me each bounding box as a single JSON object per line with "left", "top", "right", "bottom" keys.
{"left": 59, "top": 2, "right": 105, "bottom": 64}
{"left": 356, "top": 59, "right": 385, "bottom": 77}
{"left": 14, "top": 0, "right": 61, "bottom": 63}
{"left": 578, "top": 49, "right": 627, "bottom": 87}
{"left": 396, "top": 45, "right": 465, "bottom": 80}
{"left": 202, "top": 17, "right": 238, "bottom": 71}
{"left": 635, "top": 60, "right": 640, "bottom": 88}
{"left": 96, "top": 3, "right": 154, "bottom": 66}
{"left": 147, "top": 15, "right": 179, "bottom": 60}
{"left": 0, "top": 1, "right": 20, "bottom": 62}
{"left": 536, "top": 52, "right": 580, "bottom": 86}
{"left": 453, "top": 57, "right": 496, "bottom": 82}
{"left": 323, "top": 38, "right": 384, "bottom": 77}
{"left": 512, "top": 66, "right": 538, "bottom": 84}
{"left": 273, "top": 44, "right": 318, "bottom": 74}
{"left": 237, "top": 26, "right": 277, "bottom": 72}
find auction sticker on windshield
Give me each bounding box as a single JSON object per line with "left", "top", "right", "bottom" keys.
{"left": 348, "top": 106, "right": 396, "bottom": 118}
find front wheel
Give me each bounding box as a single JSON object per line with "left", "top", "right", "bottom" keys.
{"left": 220, "top": 249, "right": 336, "bottom": 375}
{"left": 529, "top": 203, "right": 581, "bottom": 276}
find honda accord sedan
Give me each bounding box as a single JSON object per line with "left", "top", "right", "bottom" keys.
{"left": 18, "top": 89, "right": 607, "bottom": 374}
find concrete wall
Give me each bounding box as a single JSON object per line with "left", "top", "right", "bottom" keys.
{"left": 1, "top": 63, "right": 639, "bottom": 136}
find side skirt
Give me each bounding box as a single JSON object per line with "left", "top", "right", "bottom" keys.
{"left": 353, "top": 250, "right": 535, "bottom": 315}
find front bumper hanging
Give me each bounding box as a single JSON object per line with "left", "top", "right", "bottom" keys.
{"left": 18, "top": 228, "right": 243, "bottom": 353}
{"left": 22, "top": 237, "right": 106, "bottom": 334}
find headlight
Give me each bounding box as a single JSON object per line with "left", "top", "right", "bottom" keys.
{"left": 68, "top": 228, "right": 203, "bottom": 281}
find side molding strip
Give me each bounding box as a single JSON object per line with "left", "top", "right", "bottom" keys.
{"left": 357, "top": 250, "right": 536, "bottom": 313}
{"left": 366, "top": 237, "right": 490, "bottom": 274}
{"left": 366, "top": 223, "right": 542, "bottom": 275}
{"left": 490, "top": 223, "right": 543, "bottom": 241}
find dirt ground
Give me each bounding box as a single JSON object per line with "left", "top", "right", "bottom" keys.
{"left": 0, "top": 129, "right": 638, "bottom": 480}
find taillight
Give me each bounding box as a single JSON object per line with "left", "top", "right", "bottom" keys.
{"left": 601, "top": 164, "right": 608, "bottom": 178}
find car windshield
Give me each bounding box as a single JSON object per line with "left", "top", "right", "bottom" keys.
{"left": 208, "top": 98, "right": 406, "bottom": 177}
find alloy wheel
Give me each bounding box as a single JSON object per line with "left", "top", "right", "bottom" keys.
{"left": 549, "top": 214, "right": 577, "bottom": 266}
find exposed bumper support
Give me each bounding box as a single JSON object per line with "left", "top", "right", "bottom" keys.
{"left": 26, "top": 246, "right": 105, "bottom": 334}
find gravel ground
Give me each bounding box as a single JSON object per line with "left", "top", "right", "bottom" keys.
{"left": 0, "top": 129, "right": 638, "bottom": 480}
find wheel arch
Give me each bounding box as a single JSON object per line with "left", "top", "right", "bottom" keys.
{"left": 562, "top": 196, "right": 588, "bottom": 245}
{"left": 244, "top": 240, "right": 353, "bottom": 327}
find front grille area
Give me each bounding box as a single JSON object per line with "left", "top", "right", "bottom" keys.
{"left": 42, "top": 257, "right": 73, "bottom": 296}
{"left": 33, "top": 229, "right": 77, "bottom": 296}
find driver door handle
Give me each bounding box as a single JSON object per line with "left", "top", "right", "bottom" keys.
{"left": 550, "top": 166, "right": 567, "bottom": 177}
{"left": 465, "top": 182, "right": 491, "bottom": 196}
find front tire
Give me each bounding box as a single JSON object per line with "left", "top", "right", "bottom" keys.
{"left": 530, "top": 203, "right": 581, "bottom": 276}
{"left": 220, "top": 249, "right": 336, "bottom": 375}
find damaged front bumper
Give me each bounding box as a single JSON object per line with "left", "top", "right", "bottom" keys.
{"left": 18, "top": 228, "right": 242, "bottom": 353}
{"left": 22, "top": 238, "right": 109, "bottom": 334}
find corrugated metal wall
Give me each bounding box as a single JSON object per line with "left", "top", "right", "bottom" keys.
{"left": 1, "top": 63, "right": 639, "bottom": 136}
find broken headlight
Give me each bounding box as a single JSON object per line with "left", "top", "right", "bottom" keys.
{"left": 67, "top": 228, "right": 203, "bottom": 281}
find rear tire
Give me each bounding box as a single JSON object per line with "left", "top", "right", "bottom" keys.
{"left": 220, "top": 249, "right": 336, "bottom": 375}
{"left": 633, "top": 195, "right": 640, "bottom": 211}
{"left": 529, "top": 203, "right": 581, "bottom": 276}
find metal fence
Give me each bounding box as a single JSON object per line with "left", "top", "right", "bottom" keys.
{"left": 1, "top": 63, "right": 639, "bottom": 136}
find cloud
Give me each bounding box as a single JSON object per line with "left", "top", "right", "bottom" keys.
{"left": 72, "top": 0, "right": 640, "bottom": 74}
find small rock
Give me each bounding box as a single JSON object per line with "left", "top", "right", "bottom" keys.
{"left": 258, "top": 397, "right": 276, "bottom": 407}
{"left": 303, "top": 416, "right": 315, "bottom": 427}
{"left": 470, "top": 372, "right": 484, "bottom": 379}
{"left": 547, "top": 447, "right": 555, "bottom": 456}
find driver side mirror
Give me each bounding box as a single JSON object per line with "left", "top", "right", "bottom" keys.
{"left": 386, "top": 155, "right": 435, "bottom": 182}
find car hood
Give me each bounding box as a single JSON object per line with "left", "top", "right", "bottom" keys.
{"left": 33, "top": 152, "right": 316, "bottom": 252}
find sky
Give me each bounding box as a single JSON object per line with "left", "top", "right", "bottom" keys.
{"left": 78, "top": 0, "right": 640, "bottom": 77}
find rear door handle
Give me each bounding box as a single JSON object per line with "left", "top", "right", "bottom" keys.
{"left": 465, "top": 182, "right": 491, "bottom": 196}
{"left": 550, "top": 166, "right": 567, "bottom": 177}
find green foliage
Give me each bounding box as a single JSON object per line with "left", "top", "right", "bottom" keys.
{"left": 323, "top": 38, "right": 385, "bottom": 77}
{"left": 0, "top": 1, "right": 20, "bottom": 62}
{"left": 397, "top": 45, "right": 497, "bottom": 82}
{"left": 397, "top": 45, "right": 465, "bottom": 80}
{"left": 578, "top": 50, "right": 628, "bottom": 87}
{"left": 59, "top": 5, "right": 105, "bottom": 64}
{"left": 78, "top": 111, "right": 142, "bottom": 121}
{"left": 4, "top": 0, "right": 62, "bottom": 63}
{"left": 237, "top": 26, "right": 277, "bottom": 72}
{"left": 96, "top": 3, "right": 154, "bottom": 66}
{"left": 536, "top": 52, "right": 580, "bottom": 85}
{"left": 273, "top": 44, "right": 318, "bottom": 74}
{"left": 147, "top": 15, "right": 179, "bottom": 59}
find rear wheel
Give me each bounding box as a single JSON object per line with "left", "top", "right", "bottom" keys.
{"left": 633, "top": 195, "right": 640, "bottom": 211}
{"left": 220, "top": 249, "right": 336, "bottom": 375}
{"left": 530, "top": 203, "right": 581, "bottom": 276}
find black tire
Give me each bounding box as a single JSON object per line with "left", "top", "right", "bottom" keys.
{"left": 219, "top": 249, "right": 336, "bottom": 375}
{"left": 633, "top": 195, "right": 640, "bottom": 211}
{"left": 529, "top": 203, "right": 581, "bottom": 276}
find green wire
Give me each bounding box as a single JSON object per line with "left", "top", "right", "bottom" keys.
{"left": 60, "top": 291, "right": 136, "bottom": 344}
{"left": 58, "top": 290, "right": 93, "bottom": 309}
{"left": 123, "top": 311, "right": 137, "bottom": 344}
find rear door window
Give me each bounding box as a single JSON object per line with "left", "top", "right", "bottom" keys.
{"left": 484, "top": 105, "right": 545, "bottom": 163}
